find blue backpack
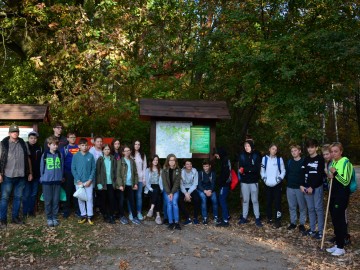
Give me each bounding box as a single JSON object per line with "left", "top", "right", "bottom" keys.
{"left": 343, "top": 160, "right": 357, "bottom": 194}
{"left": 264, "top": 156, "right": 281, "bottom": 174}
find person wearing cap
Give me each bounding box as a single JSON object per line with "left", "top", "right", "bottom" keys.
{"left": 44, "top": 122, "right": 68, "bottom": 152}
{"left": 0, "top": 124, "right": 33, "bottom": 227}
{"left": 22, "top": 131, "right": 43, "bottom": 218}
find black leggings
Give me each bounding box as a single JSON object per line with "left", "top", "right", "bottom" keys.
{"left": 148, "top": 184, "right": 161, "bottom": 212}
{"left": 117, "top": 186, "right": 136, "bottom": 218}
{"left": 98, "top": 185, "right": 116, "bottom": 217}
{"left": 330, "top": 194, "right": 350, "bottom": 249}
{"left": 265, "top": 183, "right": 282, "bottom": 221}
{"left": 178, "top": 189, "right": 200, "bottom": 219}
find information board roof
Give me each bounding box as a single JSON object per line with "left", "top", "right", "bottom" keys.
{"left": 139, "top": 99, "right": 231, "bottom": 120}
{"left": 0, "top": 104, "right": 49, "bottom": 122}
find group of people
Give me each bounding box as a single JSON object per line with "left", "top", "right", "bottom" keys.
{"left": 0, "top": 122, "right": 355, "bottom": 257}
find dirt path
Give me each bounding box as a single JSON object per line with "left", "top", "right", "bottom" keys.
{"left": 68, "top": 220, "right": 295, "bottom": 270}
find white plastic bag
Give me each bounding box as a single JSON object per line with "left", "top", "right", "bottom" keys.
{"left": 73, "top": 186, "right": 88, "bottom": 201}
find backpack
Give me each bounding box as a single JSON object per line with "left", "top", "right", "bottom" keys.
{"left": 342, "top": 160, "right": 357, "bottom": 194}
{"left": 43, "top": 151, "right": 61, "bottom": 172}
{"left": 264, "top": 156, "right": 281, "bottom": 174}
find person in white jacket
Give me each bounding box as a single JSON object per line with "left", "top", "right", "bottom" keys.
{"left": 145, "top": 155, "right": 163, "bottom": 225}
{"left": 260, "top": 144, "right": 286, "bottom": 228}
{"left": 179, "top": 160, "right": 201, "bottom": 225}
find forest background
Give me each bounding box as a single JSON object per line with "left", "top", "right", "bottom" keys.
{"left": 1, "top": 0, "right": 360, "bottom": 162}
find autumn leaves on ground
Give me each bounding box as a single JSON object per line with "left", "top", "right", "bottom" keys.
{"left": 0, "top": 187, "right": 359, "bottom": 269}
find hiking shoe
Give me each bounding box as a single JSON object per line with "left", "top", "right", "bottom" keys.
{"left": 174, "top": 223, "right": 181, "bottom": 230}
{"left": 62, "top": 212, "right": 70, "bottom": 219}
{"left": 306, "top": 230, "right": 316, "bottom": 237}
{"left": 47, "top": 219, "right": 54, "bottom": 227}
{"left": 182, "top": 218, "right": 192, "bottom": 226}
{"left": 132, "top": 217, "right": 141, "bottom": 225}
{"left": 314, "top": 232, "right": 323, "bottom": 240}
{"left": 137, "top": 213, "right": 144, "bottom": 221}
{"left": 193, "top": 218, "right": 200, "bottom": 225}
{"left": 155, "top": 216, "right": 162, "bottom": 225}
{"left": 255, "top": 218, "right": 263, "bottom": 227}
{"left": 298, "top": 225, "right": 306, "bottom": 233}
{"left": 0, "top": 220, "right": 7, "bottom": 229}
{"left": 120, "top": 216, "right": 129, "bottom": 225}
{"left": 238, "top": 217, "right": 248, "bottom": 225}
{"left": 168, "top": 223, "right": 175, "bottom": 230}
{"left": 88, "top": 218, "right": 94, "bottom": 225}
{"left": 326, "top": 245, "right": 337, "bottom": 253}
{"left": 267, "top": 219, "right": 273, "bottom": 224}
{"left": 53, "top": 219, "right": 60, "bottom": 227}
{"left": 146, "top": 209, "right": 154, "bottom": 218}
{"left": 109, "top": 216, "right": 116, "bottom": 224}
{"left": 203, "top": 218, "right": 208, "bottom": 225}
{"left": 331, "top": 248, "right": 345, "bottom": 256}
{"left": 214, "top": 216, "right": 221, "bottom": 225}
{"left": 287, "top": 224, "right": 297, "bottom": 230}
{"left": 129, "top": 213, "right": 133, "bottom": 221}
{"left": 78, "top": 217, "right": 87, "bottom": 224}
{"left": 274, "top": 221, "right": 281, "bottom": 228}
{"left": 11, "top": 217, "right": 24, "bottom": 225}
{"left": 163, "top": 219, "right": 169, "bottom": 225}
{"left": 344, "top": 234, "right": 351, "bottom": 245}
{"left": 216, "top": 220, "right": 230, "bottom": 227}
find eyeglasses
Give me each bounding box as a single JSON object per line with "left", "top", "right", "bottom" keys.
{"left": 68, "top": 136, "right": 76, "bottom": 139}
{"left": 55, "top": 126, "right": 62, "bottom": 129}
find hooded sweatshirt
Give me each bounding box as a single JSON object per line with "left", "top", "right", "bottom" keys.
{"left": 238, "top": 140, "right": 261, "bottom": 184}
{"left": 40, "top": 151, "right": 64, "bottom": 185}
{"left": 260, "top": 155, "right": 286, "bottom": 187}
{"left": 180, "top": 167, "right": 198, "bottom": 194}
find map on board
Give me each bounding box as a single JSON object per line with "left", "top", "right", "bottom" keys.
{"left": 156, "top": 121, "right": 192, "bottom": 158}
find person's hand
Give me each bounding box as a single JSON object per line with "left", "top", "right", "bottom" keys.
{"left": 300, "top": 186, "right": 305, "bottom": 193}
{"left": 133, "top": 184, "right": 138, "bottom": 190}
{"left": 239, "top": 167, "right": 244, "bottom": 174}
{"left": 77, "top": 181, "right": 83, "bottom": 186}
{"left": 28, "top": 174, "right": 33, "bottom": 181}
{"left": 307, "top": 187, "right": 313, "bottom": 194}
{"left": 0, "top": 174, "right": 3, "bottom": 184}
{"left": 329, "top": 167, "right": 336, "bottom": 174}
{"left": 185, "top": 193, "right": 191, "bottom": 202}
{"left": 119, "top": 186, "right": 124, "bottom": 191}
{"left": 168, "top": 193, "right": 173, "bottom": 201}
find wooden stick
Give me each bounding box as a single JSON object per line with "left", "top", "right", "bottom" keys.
{"left": 321, "top": 178, "right": 333, "bottom": 250}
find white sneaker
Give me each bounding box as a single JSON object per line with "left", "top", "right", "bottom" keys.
{"left": 326, "top": 245, "right": 337, "bottom": 253}
{"left": 331, "top": 248, "right": 345, "bottom": 256}
{"left": 146, "top": 209, "right": 154, "bottom": 218}
{"left": 155, "top": 216, "right": 162, "bottom": 225}
{"left": 129, "top": 213, "right": 133, "bottom": 221}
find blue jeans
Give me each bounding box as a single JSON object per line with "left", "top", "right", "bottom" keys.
{"left": 22, "top": 177, "right": 39, "bottom": 216}
{"left": 163, "top": 192, "right": 168, "bottom": 219}
{"left": 127, "top": 182, "right": 143, "bottom": 215}
{"left": 0, "top": 176, "right": 26, "bottom": 221}
{"left": 163, "top": 191, "right": 179, "bottom": 223}
{"left": 219, "top": 186, "right": 230, "bottom": 221}
{"left": 199, "top": 191, "right": 218, "bottom": 218}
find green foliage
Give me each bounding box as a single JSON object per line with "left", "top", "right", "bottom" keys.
{"left": 0, "top": 0, "right": 360, "bottom": 159}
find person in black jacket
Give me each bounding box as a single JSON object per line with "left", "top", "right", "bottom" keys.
{"left": 22, "top": 131, "right": 42, "bottom": 217}
{"left": 238, "top": 140, "right": 262, "bottom": 227}
{"left": 213, "top": 147, "right": 230, "bottom": 227}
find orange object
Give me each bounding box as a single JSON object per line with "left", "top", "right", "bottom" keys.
{"left": 230, "top": 169, "right": 239, "bottom": 191}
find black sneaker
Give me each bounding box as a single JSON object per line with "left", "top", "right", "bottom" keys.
{"left": 0, "top": 220, "right": 7, "bottom": 229}
{"left": 168, "top": 223, "right": 175, "bottom": 230}
{"left": 273, "top": 220, "right": 281, "bottom": 228}
{"left": 298, "top": 224, "right": 306, "bottom": 233}
{"left": 174, "top": 223, "right": 181, "bottom": 230}
{"left": 202, "top": 218, "right": 208, "bottom": 225}
{"left": 344, "top": 234, "right": 351, "bottom": 245}
{"left": 163, "top": 219, "right": 169, "bottom": 225}
{"left": 287, "top": 224, "right": 297, "bottom": 230}
{"left": 11, "top": 217, "right": 24, "bottom": 225}
{"left": 267, "top": 219, "right": 273, "bottom": 224}
{"left": 216, "top": 220, "right": 230, "bottom": 227}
